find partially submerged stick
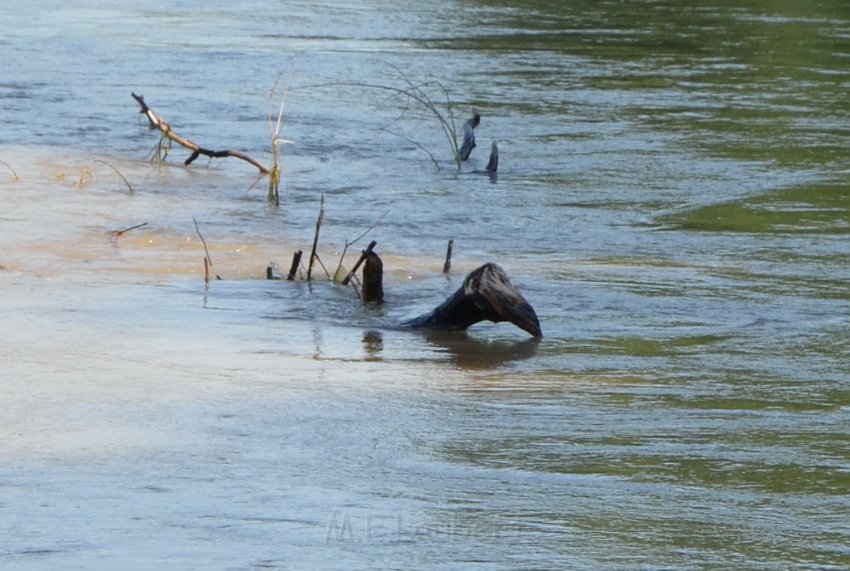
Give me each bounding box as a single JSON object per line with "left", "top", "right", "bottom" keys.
{"left": 306, "top": 195, "right": 324, "bottom": 281}
{"left": 95, "top": 159, "right": 135, "bottom": 192}
{"left": 193, "top": 218, "right": 221, "bottom": 282}
{"left": 443, "top": 239, "right": 454, "bottom": 274}
{"left": 287, "top": 250, "right": 303, "bottom": 280}
{"left": 485, "top": 142, "right": 498, "bottom": 174}
{"left": 131, "top": 92, "right": 270, "bottom": 174}
{"left": 334, "top": 209, "right": 389, "bottom": 280}
{"left": 110, "top": 222, "right": 148, "bottom": 247}
{"left": 458, "top": 111, "right": 480, "bottom": 161}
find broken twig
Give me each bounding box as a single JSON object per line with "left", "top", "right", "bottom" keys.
{"left": 443, "top": 239, "right": 454, "bottom": 274}
{"left": 334, "top": 209, "right": 389, "bottom": 280}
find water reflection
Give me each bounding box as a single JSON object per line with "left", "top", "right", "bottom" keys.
{"left": 362, "top": 327, "right": 539, "bottom": 369}
{"left": 361, "top": 329, "right": 384, "bottom": 360}
{"left": 419, "top": 330, "right": 540, "bottom": 370}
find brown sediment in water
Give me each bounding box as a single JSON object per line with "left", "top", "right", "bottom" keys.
{"left": 0, "top": 156, "right": 269, "bottom": 278}
{"left": 0, "top": 149, "right": 480, "bottom": 284}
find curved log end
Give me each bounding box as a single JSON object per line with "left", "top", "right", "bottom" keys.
{"left": 466, "top": 263, "right": 541, "bottom": 337}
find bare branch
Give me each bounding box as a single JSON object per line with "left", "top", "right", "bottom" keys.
{"left": 193, "top": 217, "right": 221, "bottom": 282}
{"left": 334, "top": 209, "right": 390, "bottom": 279}
{"left": 0, "top": 159, "right": 20, "bottom": 181}
{"left": 95, "top": 159, "right": 135, "bottom": 192}
{"left": 131, "top": 92, "right": 270, "bottom": 174}
{"left": 341, "top": 240, "right": 377, "bottom": 286}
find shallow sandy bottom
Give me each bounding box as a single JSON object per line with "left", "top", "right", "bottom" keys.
{"left": 0, "top": 151, "right": 481, "bottom": 569}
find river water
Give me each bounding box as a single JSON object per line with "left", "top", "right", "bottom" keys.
{"left": 2, "top": 1, "right": 849, "bottom": 569}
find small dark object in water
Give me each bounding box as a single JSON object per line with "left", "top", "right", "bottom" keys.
{"left": 361, "top": 249, "right": 384, "bottom": 303}
{"left": 458, "top": 111, "right": 481, "bottom": 161}
{"left": 402, "top": 263, "right": 542, "bottom": 337}
{"left": 485, "top": 142, "right": 498, "bottom": 174}
{"left": 287, "top": 250, "right": 303, "bottom": 281}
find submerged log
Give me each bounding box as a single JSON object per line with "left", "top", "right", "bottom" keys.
{"left": 402, "top": 263, "right": 542, "bottom": 337}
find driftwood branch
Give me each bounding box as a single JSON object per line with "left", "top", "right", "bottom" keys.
{"left": 458, "top": 110, "right": 480, "bottom": 161}
{"left": 131, "top": 92, "right": 270, "bottom": 174}
{"left": 485, "top": 142, "right": 498, "bottom": 174}
{"left": 402, "top": 263, "right": 542, "bottom": 337}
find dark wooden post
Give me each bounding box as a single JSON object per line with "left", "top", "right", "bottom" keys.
{"left": 361, "top": 250, "right": 384, "bottom": 303}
